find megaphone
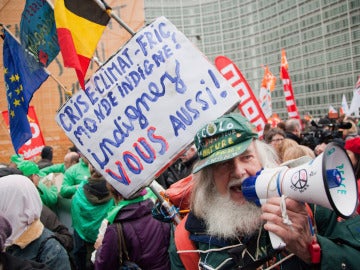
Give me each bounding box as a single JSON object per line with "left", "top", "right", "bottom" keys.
{"left": 242, "top": 142, "right": 358, "bottom": 249}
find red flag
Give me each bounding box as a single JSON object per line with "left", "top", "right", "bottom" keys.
{"left": 215, "top": 56, "right": 267, "bottom": 138}
{"left": 280, "top": 50, "right": 301, "bottom": 121}
{"left": 55, "top": 0, "right": 110, "bottom": 90}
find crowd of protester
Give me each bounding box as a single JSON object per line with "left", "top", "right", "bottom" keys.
{"left": 1, "top": 113, "right": 360, "bottom": 270}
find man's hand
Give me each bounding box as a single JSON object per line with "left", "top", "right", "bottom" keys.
{"left": 261, "top": 197, "right": 314, "bottom": 263}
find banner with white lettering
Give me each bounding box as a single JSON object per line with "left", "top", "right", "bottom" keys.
{"left": 280, "top": 66, "right": 301, "bottom": 120}
{"left": 56, "top": 17, "right": 240, "bottom": 198}
{"left": 280, "top": 49, "right": 301, "bottom": 121}
{"left": 2, "top": 106, "right": 45, "bottom": 159}
{"left": 215, "top": 56, "right": 267, "bottom": 138}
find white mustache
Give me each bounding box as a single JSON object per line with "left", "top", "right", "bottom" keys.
{"left": 228, "top": 178, "right": 244, "bottom": 188}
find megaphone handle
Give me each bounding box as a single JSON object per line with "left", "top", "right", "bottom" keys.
{"left": 268, "top": 228, "right": 286, "bottom": 249}
{"left": 268, "top": 195, "right": 291, "bottom": 249}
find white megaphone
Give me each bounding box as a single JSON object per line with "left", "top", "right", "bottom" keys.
{"left": 241, "top": 142, "right": 358, "bottom": 249}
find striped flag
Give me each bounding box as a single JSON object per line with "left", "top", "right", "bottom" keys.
{"left": 215, "top": 56, "right": 268, "bottom": 138}
{"left": 54, "top": 0, "right": 110, "bottom": 89}
{"left": 280, "top": 49, "right": 301, "bottom": 121}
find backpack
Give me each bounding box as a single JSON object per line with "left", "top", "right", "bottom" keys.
{"left": 162, "top": 174, "right": 193, "bottom": 217}
{"left": 174, "top": 214, "right": 199, "bottom": 270}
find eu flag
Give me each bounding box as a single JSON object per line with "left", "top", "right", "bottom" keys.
{"left": 3, "top": 31, "right": 49, "bottom": 153}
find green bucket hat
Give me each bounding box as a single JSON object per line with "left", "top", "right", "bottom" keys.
{"left": 17, "top": 161, "right": 40, "bottom": 177}
{"left": 10, "top": 154, "right": 24, "bottom": 165}
{"left": 192, "top": 113, "right": 258, "bottom": 173}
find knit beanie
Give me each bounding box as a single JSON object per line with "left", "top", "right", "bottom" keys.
{"left": 17, "top": 161, "right": 40, "bottom": 177}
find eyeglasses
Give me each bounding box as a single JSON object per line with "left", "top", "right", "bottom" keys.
{"left": 271, "top": 138, "right": 284, "bottom": 143}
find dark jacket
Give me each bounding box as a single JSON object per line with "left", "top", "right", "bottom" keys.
{"left": 94, "top": 199, "right": 171, "bottom": 270}
{"left": 170, "top": 207, "right": 360, "bottom": 269}
{"left": 285, "top": 131, "right": 302, "bottom": 144}
{"left": 40, "top": 205, "right": 73, "bottom": 252}
{"left": 37, "top": 159, "right": 53, "bottom": 169}
{"left": 6, "top": 227, "right": 71, "bottom": 270}
{"left": 0, "top": 252, "right": 51, "bottom": 270}
{"left": 71, "top": 177, "right": 114, "bottom": 243}
{"left": 157, "top": 154, "right": 198, "bottom": 189}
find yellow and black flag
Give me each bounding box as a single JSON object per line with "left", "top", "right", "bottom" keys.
{"left": 55, "top": 0, "right": 110, "bottom": 90}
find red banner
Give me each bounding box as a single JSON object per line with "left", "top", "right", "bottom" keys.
{"left": 215, "top": 56, "right": 267, "bottom": 138}
{"left": 2, "top": 106, "right": 45, "bottom": 159}
{"left": 280, "top": 66, "right": 301, "bottom": 120}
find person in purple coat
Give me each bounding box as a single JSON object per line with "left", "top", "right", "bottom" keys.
{"left": 94, "top": 184, "right": 171, "bottom": 270}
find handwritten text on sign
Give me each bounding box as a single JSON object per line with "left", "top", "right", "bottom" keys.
{"left": 56, "top": 17, "right": 240, "bottom": 198}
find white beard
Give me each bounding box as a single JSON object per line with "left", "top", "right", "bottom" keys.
{"left": 203, "top": 191, "right": 263, "bottom": 239}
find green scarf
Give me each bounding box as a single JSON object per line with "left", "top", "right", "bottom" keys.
{"left": 106, "top": 188, "right": 157, "bottom": 224}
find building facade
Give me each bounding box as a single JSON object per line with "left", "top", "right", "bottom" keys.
{"left": 144, "top": 0, "right": 360, "bottom": 119}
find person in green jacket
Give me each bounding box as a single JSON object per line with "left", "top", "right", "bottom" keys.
{"left": 71, "top": 164, "right": 114, "bottom": 270}
{"left": 60, "top": 154, "right": 91, "bottom": 199}
{"left": 40, "top": 151, "right": 80, "bottom": 176}
{"left": 17, "top": 160, "right": 58, "bottom": 210}
{"left": 169, "top": 113, "right": 360, "bottom": 270}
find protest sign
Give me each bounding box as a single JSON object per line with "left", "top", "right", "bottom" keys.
{"left": 56, "top": 16, "right": 240, "bottom": 198}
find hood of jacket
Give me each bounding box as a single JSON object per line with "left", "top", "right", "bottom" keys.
{"left": 114, "top": 199, "right": 155, "bottom": 222}
{"left": 83, "top": 177, "right": 112, "bottom": 204}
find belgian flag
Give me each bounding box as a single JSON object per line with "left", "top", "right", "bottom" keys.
{"left": 55, "top": 0, "right": 110, "bottom": 90}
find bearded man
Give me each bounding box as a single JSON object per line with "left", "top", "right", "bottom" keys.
{"left": 169, "top": 113, "right": 360, "bottom": 270}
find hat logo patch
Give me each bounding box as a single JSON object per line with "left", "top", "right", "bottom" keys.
{"left": 201, "top": 136, "right": 235, "bottom": 157}
{"left": 206, "top": 123, "right": 217, "bottom": 136}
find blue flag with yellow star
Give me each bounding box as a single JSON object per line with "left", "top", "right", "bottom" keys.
{"left": 3, "top": 31, "right": 49, "bottom": 153}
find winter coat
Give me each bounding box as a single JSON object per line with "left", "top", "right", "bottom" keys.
{"left": 71, "top": 177, "right": 114, "bottom": 243}
{"left": 37, "top": 181, "right": 58, "bottom": 209}
{"left": 37, "top": 159, "right": 53, "bottom": 169}
{"left": 40, "top": 205, "right": 73, "bottom": 252}
{"left": 285, "top": 131, "right": 302, "bottom": 144}
{"left": 0, "top": 252, "right": 51, "bottom": 270}
{"left": 169, "top": 206, "right": 360, "bottom": 269}
{"left": 60, "top": 159, "right": 90, "bottom": 198}
{"left": 94, "top": 199, "right": 171, "bottom": 270}
{"left": 6, "top": 227, "right": 71, "bottom": 270}
{"left": 40, "top": 163, "right": 66, "bottom": 175}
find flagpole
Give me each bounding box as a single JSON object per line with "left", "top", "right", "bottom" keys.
{"left": 45, "top": 0, "right": 54, "bottom": 9}
{"left": 92, "top": 0, "right": 136, "bottom": 36}
{"left": 86, "top": 5, "right": 181, "bottom": 222}
{"left": 92, "top": 56, "right": 103, "bottom": 67}
{"left": 1, "top": 24, "right": 72, "bottom": 97}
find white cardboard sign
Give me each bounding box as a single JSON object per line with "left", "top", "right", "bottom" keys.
{"left": 56, "top": 17, "right": 240, "bottom": 198}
